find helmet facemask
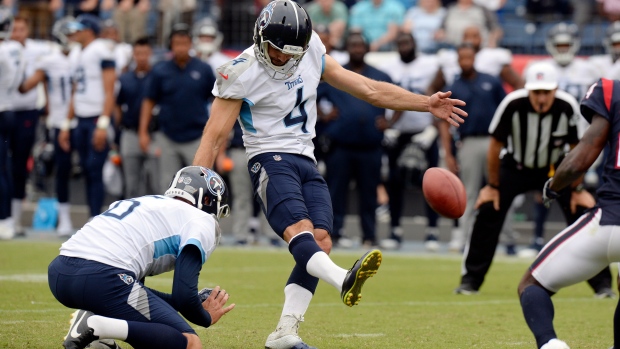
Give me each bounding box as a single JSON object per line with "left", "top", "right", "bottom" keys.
{"left": 546, "top": 24, "right": 580, "bottom": 67}
{"left": 254, "top": 33, "right": 308, "bottom": 80}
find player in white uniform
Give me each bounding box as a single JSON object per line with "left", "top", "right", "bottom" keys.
{"left": 49, "top": 166, "right": 235, "bottom": 349}
{"left": 192, "top": 17, "right": 230, "bottom": 73}
{"left": 9, "top": 15, "right": 52, "bottom": 236}
{"left": 589, "top": 21, "right": 620, "bottom": 80}
{"left": 378, "top": 31, "right": 442, "bottom": 251}
{"left": 19, "top": 17, "right": 76, "bottom": 237}
{"left": 192, "top": 1, "right": 467, "bottom": 348}
{"left": 58, "top": 14, "right": 116, "bottom": 219}
{"left": 0, "top": 7, "right": 24, "bottom": 239}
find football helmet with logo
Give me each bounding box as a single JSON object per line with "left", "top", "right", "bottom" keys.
{"left": 165, "top": 166, "right": 231, "bottom": 219}
{"left": 545, "top": 22, "right": 580, "bottom": 67}
{"left": 605, "top": 21, "right": 620, "bottom": 61}
{"left": 253, "top": 0, "right": 312, "bottom": 80}
{"left": 52, "top": 16, "right": 78, "bottom": 51}
{"left": 192, "top": 17, "right": 223, "bottom": 58}
{"left": 0, "top": 6, "right": 13, "bottom": 40}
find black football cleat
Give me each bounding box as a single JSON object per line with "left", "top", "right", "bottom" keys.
{"left": 63, "top": 310, "right": 98, "bottom": 349}
{"left": 341, "top": 249, "right": 382, "bottom": 307}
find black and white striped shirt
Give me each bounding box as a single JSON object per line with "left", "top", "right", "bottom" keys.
{"left": 488, "top": 89, "right": 581, "bottom": 170}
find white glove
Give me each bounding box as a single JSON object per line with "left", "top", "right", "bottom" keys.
{"left": 411, "top": 125, "right": 438, "bottom": 150}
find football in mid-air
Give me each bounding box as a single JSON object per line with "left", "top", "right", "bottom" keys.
{"left": 422, "top": 167, "right": 466, "bottom": 219}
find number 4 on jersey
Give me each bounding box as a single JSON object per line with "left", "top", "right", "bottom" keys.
{"left": 283, "top": 87, "right": 309, "bottom": 133}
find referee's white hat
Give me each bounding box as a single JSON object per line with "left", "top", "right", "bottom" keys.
{"left": 524, "top": 61, "right": 559, "bottom": 90}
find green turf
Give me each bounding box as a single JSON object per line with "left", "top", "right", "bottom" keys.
{"left": 0, "top": 240, "right": 616, "bottom": 348}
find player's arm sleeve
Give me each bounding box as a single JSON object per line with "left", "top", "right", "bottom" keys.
{"left": 171, "top": 244, "right": 212, "bottom": 328}
{"left": 581, "top": 78, "right": 612, "bottom": 123}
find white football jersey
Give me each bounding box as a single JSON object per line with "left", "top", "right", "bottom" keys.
{"left": 589, "top": 54, "right": 620, "bottom": 80}
{"left": 206, "top": 51, "right": 231, "bottom": 74}
{"left": 60, "top": 195, "right": 219, "bottom": 281}
{"left": 213, "top": 32, "right": 325, "bottom": 162}
{"left": 12, "top": 39, "right": 52, "bottom": 111}
{"left": 34, "top": 47, "right": 72, "bottom": 129}
{"left": 380, "top": 54, "right": 438, "bottom": 132}
{"left": 113, "top": 41, "right": 133, "bottom": 74}
{"left": 0, "top": 40, "right": 24, "bottom": 112}
{"left": 438, "top": 47, "right": 512, "bottom": 87}
{"left": 69, "top": 39, "right": 116, "bottom": 117}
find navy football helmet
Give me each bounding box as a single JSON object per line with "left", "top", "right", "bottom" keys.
{"left": 605, "top": 21, "right": 620, "bottom": 61}
{"left": 253, "top": 0, "right": 312, "bottom": 80}
{"left": 164, "top": 166, "right": 230, "bottom": 219}
{"left": 545, "top": 22, "right": 580, "bottom": 67}
{"left": 0, "top": 6, "right": 13, "bottom": 41}
{"left": 52, "top": 16, "right": 77, "bottom": 51}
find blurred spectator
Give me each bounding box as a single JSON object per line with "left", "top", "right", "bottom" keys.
{"left": 10, "top": 15, "right": 52, "bottom": 236}
{"left": 138, "top": 24, "right": 215, "bottom": 192}
{"left": 157, "top": 0, "right": 196, "bottom": 47}
{"left": 525, "top": 0, "right": 571, "bottom": 22}
{"left": 378, "top": 32, "right": 441, "bottom": 251}
{"left": 402, "top": 0, "right": 446, "bottom": 53}
{"left": 112, "top": 0, "right": 149, "bottom": 44}
{"left": 437, "top": 43, "right": 506, "bottom": 252}
{"left": 115, "top": 37, "right": 159, "bottom": 198}
{"left": 19, "top": 16, "right": 75, "bottom": 236}
{"left": 436, "top": 0, "right": 502, "bottom": 48}
{"left": 598, "top": 0, "right": 620, "bottom": 22}
{"left": 60, "top": 0, "right": 101, "bottom": 17}
{"left": 571, "top": 0, "right": 596, "bottom": 29}
{"left": 305, "top": 0, "right": 348, "bottom": 48}
{"left": 100, "top": 20, "right": 132, "bottom": 74}
{"left": 58, "top": 14, "right": 116, "bottom": 219}
{"left": 315, "top": 24, "right": 348, "bottom": 64}
{"left": 17, "top": 0, "right": 53, "bottom": 38}
{"left": 320, "top": 32, "right": 391, "bottom": 247}
{"left": 349, "top": 0, "right": 405, "bottom": 51}
{"left": 473, "top": 0, "right": 505, "bottom": 11}
{"left": 191, "top": 17, "right": 229, "bottom": 71}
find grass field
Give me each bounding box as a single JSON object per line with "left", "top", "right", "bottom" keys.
{"left": 0, "top": 239, "right": 616, "bottom": 349}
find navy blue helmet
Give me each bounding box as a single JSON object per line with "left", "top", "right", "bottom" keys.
{"left": 164, "top": 166, "right": 230, "bottom": 219}
{"left": 253, "top": 0, "right": 312, "bottom": 80}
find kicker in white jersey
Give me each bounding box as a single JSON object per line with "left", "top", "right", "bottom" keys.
{"left": 212, "top": 31, "right": 325, "bottom": 162}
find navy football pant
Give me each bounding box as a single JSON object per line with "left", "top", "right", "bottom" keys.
{"left": 9, "top": 109, "right": 39, "bottom": 200}
{"left": 0, "top": 111, "right": 13, "bottom": 219}
{"left": 53, "top": 128, "right": 71, "bottom": 203}
{"left": 73, "top": 116, "right": 108, "bottom": 217}
{"left": 48, "top": 256, "right": 196, "bottom": 334}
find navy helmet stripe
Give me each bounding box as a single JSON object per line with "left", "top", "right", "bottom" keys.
{"left": 530, "top": 208, "right": 599, "bottom": 272}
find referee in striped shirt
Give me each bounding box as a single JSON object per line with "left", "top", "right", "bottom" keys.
{"left": 454, "top": 61, "right": 613, "bottom": 296}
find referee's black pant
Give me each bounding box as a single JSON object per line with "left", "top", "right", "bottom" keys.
{"left": 460, "top": 160, "right": 611, "bottom": 292}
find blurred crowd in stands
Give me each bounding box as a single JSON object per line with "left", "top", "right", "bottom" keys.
{"left": 1, "top": 0, "right": 620, "bottom": 256}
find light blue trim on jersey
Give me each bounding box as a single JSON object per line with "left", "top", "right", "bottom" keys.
{"left": 185, "top": 238, "right": 206, "bottom": 264}
{"left": 240, "top": 98, "right": 257, "bottom": 133}
{"left": 153, "top": 235, "right": 181, "bottom": 260}
{"left": 321, "top": 54, "right": 325, "bottom": 75}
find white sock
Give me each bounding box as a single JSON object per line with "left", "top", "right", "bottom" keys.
{"left": 306, "top": 252, "right": 347, "bottom": 292}
{"left": 87, "top": 315, "right": 129, "bottom": 340}
{"left": 281, "top": 284, "right": 313, "bottom": 317}
{"left": 11, "top": 199, "right": 22, "bottom": 229}
{"left": 57, "top": 203, "right": 72, "bottom": 225}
